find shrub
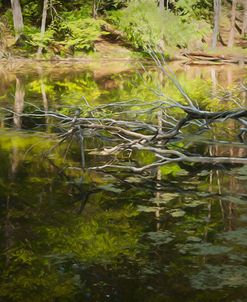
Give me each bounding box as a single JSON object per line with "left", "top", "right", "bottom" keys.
{"left": 58, "top": 17, "right": 106, "bottom": 52}
{"left": 175, "top": 0, "right": 213, "bottom": 21}
{"left": 27, "top": 27, "right": 55, "bottom": 51}
{"left": 109, "top": 0, "right": 210, "bottom": 51}
{"left": 25, "top": 9, "right": 107, "bottom": 54}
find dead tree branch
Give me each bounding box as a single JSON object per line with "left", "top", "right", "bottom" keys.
{"left": 1, "top": 54, "right": 246, "bottom": 173}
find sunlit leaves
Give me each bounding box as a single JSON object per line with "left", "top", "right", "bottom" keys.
{"left": 110, "top": 0, "right": 209, "bottom": 51}
{"left": 160, "top": 163, "right": 183, "bottom": 176}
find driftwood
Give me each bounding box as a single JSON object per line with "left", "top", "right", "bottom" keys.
{"left": 102, "top": 24, "right": 124, "bottom": 40}
{"left": 182, "top": 51, "right": 247, "bottom": 65}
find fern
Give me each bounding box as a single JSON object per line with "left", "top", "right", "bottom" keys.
{"left": 59, "top": 17, "right": 106, "bottom": 52}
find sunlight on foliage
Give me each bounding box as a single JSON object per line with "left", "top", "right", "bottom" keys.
{"left": 110, "top": 0, "right": 210, "bottom": 51}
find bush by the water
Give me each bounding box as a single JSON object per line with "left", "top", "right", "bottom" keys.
{"left": 109, "top": 0, "right": 210, "bottom": 51}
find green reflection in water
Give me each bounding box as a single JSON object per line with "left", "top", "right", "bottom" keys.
{"left": 0, "top": 62, "right": 246, "bottom": 302}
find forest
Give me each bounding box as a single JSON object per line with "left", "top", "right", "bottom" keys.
{"left": 0, "top": 0, "right": 246, "bottom": 60}
{"left": 0, "top": 1, "right": 247, "bottom": 302}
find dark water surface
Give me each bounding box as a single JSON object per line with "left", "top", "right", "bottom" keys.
{"left": 0, "top": 61, "right": 247, "bottom": 302}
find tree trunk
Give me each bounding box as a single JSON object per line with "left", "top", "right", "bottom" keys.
{"left": 37, "top": 0, "right": 49, "bottom": 56}
{"left": 242, "top": 0, "right": 247, "bottom": 36}
{"left": 10, "top": 0, "right": 24, "bottom": 39}
{"left": 212, "top": 0, "right": 221, "bottom": 48}
{"left": 92, "top": 0, "right": 97, "bottom": 19}
{"left": 159, "top": 0, "right": 164, "bottom": 11}
{"left": 228, "top": 0, "right": 237, "bottom": 47}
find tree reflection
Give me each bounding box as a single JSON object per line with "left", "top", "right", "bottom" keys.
{"left": 0, "top": 63, "right": 246, "bottom": 301}
{"left": 13, "top": 77, "right": 25, "bottom": 129}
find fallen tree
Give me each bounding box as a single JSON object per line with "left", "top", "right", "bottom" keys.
{"left": 2, "top": 53, "right": 247, "bottom": 173}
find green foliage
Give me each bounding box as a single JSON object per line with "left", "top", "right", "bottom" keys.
{"left": 0, "top": 0, "right": 246, "bottom": 57}
{"left": 98, "top": 0, "right": 129, "bottom": 11}
{"left": 0, "top": 9, "right": 14, "bottom": 30}
{"left": 175, "top": 0, "right": 213, "bottom": 21}
{"left": 26, "top": 26, "right": 55, "bottom": 50}
{"left": 110, "top": 0, "right": 209, "bottom": 51}
{"left": 57, "top": 15, "right": 106, "bottom": 52}
{"left": 23, "top": 8, "right": 107, "bottom": 54}
{"left": 22, "top": 1, "right": 42, "bottom": 25}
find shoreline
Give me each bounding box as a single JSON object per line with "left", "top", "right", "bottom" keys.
{"left": 0, "top": 50, "right": 246, "bottom": 79}
{"left": 1, "top": 51, "right": 247, "bottom": 67}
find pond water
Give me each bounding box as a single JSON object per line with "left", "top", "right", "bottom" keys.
{"left": 0, "top": 60, "right": 247, "bottom": 302}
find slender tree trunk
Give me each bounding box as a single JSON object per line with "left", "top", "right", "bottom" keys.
{"left": 228, "top": 0, "right": 238, "bottom": 47}
{"left": 242, "top": 0, "right": 247, "bottom": 36}
{"left": 166, "top": 0, "right": 169, "bottom": 10}
{"left": 41, "top": 81, "right": 48, "bottom": 113}
{"left": 159, "top": 0, "right": 164, "bottom": 11}
{"left": 92, "top": 0, "right": 97, "bottom": 19}
{"left": 212, "top": 0, "right": 221, "bottom": 48}
{"left": 10, "top": 0, "right": 24, "bottom": 39}
{"left": 41, "top": 80, "right": 50, "bottom": 130}
{"left": 37, "top": 0, "right": 49, "bottom": 56}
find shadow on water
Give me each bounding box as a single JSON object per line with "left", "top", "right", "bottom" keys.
{"left": 0, "top": 61, "right": 247, "bottom": 302}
